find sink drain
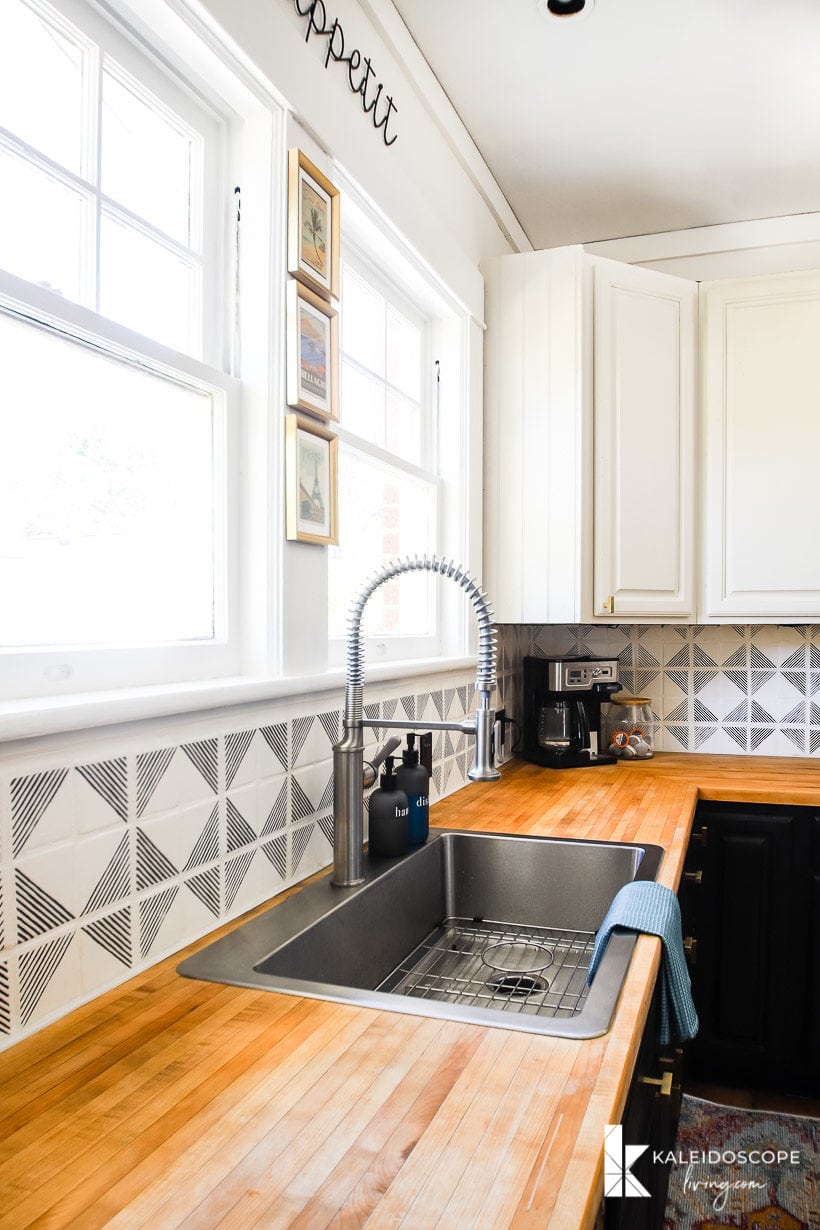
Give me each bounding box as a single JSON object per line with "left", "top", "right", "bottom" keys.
{"left": 487, "top": 973, "right": 550, "bottom": 999}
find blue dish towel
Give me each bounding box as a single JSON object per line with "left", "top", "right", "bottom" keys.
{"left": 586, "top": 880, "right": 699, "bottom": 1045}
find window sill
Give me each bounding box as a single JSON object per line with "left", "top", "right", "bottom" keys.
{"left": 0, "top": 655, "right": 479, "bottom": 744}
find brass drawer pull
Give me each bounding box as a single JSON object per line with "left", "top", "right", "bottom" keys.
{"left": 690, "top": 827, "right": 708, "bottom": 848}
{"left": 683, "top": 936, "right": 698, "bottom": 963}
{"left": 684, "top": 870, "right": 702, "bottom": 885}
{"left": 639, "top": 1070, "right": 674, "bottom": 1098}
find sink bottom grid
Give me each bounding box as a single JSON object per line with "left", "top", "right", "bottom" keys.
{"left": 376, "top": 917, "right": 596, "bottom": 1019}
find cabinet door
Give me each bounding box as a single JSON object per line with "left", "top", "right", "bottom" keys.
{"left": 593, "top": 259, "right": 697, "bottom": 619}
{"left": 604, "top": 978, "right": 679, "bottom": 1230}
{"left": 811, "top": 816, "right": 820, "bottom": 1077}
{"left": 702, "top": 270, "right": 820, "bottom": 618}
{"left": 687, "top": 808, "right": 806, "bottom": 1091}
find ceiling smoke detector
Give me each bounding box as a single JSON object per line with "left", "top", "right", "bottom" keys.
{"left": 540, "top": 0, "right": 596, "bottom": 20}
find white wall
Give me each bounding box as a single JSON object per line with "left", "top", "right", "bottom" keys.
{"left": 197, "top": 0, "right": 523, "bottom": 317}
{"left": 0, "top": 0, "right": 522, "bottom": 1048}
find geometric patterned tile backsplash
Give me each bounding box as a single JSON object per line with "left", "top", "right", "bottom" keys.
{"left": 6, "top": 621, "right": 814, "bottom": 1051}
{"left": 0, "top": 671, "right": 489, "bottom": 1051}
{"left": 499, "top": 622, "right": 820, "bottom": 758}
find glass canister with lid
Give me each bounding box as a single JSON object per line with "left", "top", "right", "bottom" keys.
{"left": 601, "top": 695, "right": 655, "bottom": 760}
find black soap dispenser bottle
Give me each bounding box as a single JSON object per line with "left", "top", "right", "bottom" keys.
{"left": 368, "top": 756, "right": 409, "bottom": 858}
{"left": 396, "top": 733, "right": 430, "bottom": 845}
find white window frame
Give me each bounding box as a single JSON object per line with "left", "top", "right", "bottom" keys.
{"left": 0, "top": 0, "right": 281, "bottom": 712}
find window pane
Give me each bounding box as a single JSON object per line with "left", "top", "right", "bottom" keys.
{"left": 387, "top": 388, "right": 421, "bottom": 465}
{"left": 0, "top": 0, "right": 86, "bottom": 174}
{"left": 102, "top": 65, "right": 198, "bottom": 248}
{"left": 341, "top": 360, "right": 384, "bottom": 446}
{"left": 0, "top": 148, "right": 86, "bottom": 300}
{"left": 0, "top": 312, "right": 218, "bottom": 648}
{"left": 328, "top": 447, "right": 436, "bottom": 638}
{"left": 341, "top": 267, "right": 384, "bottom": 375}
{"left": 386, "top": 305, "right": 421, "bottom": 400}
{"left": 100, "top": 213, "right": 198, "bottom": 353}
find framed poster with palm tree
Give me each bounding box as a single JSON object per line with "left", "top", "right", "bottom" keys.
{"left": 287, "top": 148, "right": 340, "bottom": 302}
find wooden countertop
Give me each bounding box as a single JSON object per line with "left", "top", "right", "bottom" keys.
{"left": 2, "top": 752, "right": 819, "bottom": 1229}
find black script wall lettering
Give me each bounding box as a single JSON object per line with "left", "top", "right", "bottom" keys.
{"left": 288, "top": 0, "right": 399, "bottom": 147}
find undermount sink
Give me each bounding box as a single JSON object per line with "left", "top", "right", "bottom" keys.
{"left": 178, "top": 829, "right": 664, "bottom": 1038}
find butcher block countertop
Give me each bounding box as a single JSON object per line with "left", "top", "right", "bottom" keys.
{"left": 3, "top": 752, "right": 819, "bottom": 1230}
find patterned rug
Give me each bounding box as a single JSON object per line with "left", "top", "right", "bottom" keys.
{"left": 663, "top": 1094, "right": 820, "bottom": 1229}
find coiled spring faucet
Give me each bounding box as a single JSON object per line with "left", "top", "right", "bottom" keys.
{"left": 332, "top": 555, "right": 500, "bottom": 886}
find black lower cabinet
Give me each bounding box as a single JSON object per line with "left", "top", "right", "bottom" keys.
{"left": 681, "top": 802, "right": 818, "bottom": 1096}
{"left": 603, "top": 982, "right": 681, "bottom": 1230}
{"left": 811, "top": 816, "right": 820, "bottom": 1078}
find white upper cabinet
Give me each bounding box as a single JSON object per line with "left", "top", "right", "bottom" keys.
{"left": 702, "top": 270, "right": 820, "bottom": 619}
{"left": 482, "top": 246, "right": 696, "bottom": 624}
{"left": 592, "top": 258, "right": 698, "bottom": 620}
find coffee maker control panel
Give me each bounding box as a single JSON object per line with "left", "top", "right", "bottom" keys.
{"left": 549, "top": 658, "right": 619, "bottom": 692}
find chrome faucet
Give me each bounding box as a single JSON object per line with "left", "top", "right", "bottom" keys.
{"left": 332, "top": 555, "right": 500, "bottom": 886}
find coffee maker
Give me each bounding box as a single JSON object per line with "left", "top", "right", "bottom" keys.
{"left": 521, "top": 656, "right": 622, "bottom": 768}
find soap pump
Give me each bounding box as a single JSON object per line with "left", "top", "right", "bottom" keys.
{"left": 396, "top": 733, "right": 430, "bottom": 845}
{"left": 367, "top": 756, "right": 409, "bottom": 858}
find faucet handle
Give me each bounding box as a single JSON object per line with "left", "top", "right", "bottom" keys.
{"left": 363, "top": 735, "right": 402, "bottom": 788}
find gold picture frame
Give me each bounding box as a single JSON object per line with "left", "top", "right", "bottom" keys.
{"left": 285, "top": 414, "right": 338, "bottom": 545}
{"left": 286, "top": 280, "right": 339, "bottom": 422}
{"left": 287, "top": 148, "right": 340, "bottom": 302}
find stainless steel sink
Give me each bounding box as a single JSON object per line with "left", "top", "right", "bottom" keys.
{"left": 178, "top": 829, "right": 664, "bottom": 1038}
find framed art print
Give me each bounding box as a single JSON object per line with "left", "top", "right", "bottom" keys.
{"left": 285, "top": 414, "right": 338, "bottom": 545}
{"left": 287, "top": 148, "right": 340, "bottom": 302}
{"left": 286, "top": 280, "right": 339, "bottom": 422}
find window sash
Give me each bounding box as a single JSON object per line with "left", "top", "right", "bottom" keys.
{"left": 0, "top": 270, "right": 240, "bottom": 700}
{"left": 329, "top": 247, "right": 442, "bottom": 663}
{"left": 0, "top": 0, "right": 221, "bottom": 362}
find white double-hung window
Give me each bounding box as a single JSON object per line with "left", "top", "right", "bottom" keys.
{"left": 328, "top": 188, "right": 473, "bottom": 667}
{"left": 0, "top": 0, "right": 238, "bottom": 701}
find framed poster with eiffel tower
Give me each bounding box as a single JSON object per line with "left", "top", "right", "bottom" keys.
{"left": 285, "top": 413, "right": 338, "bottom": 545}
{"left": 287, "top": 148, "right": 340, "bottom": 302}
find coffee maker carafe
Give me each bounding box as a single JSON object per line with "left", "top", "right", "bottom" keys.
{"left": 522, "top": 656, "right": 621, "bottom": 768}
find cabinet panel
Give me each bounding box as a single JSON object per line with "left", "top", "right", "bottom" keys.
{"left": 811, "top": 816, "right": 820, "bottom": 1075}
{"left": 483, "top": 246, "right": 592, "bottom": 623}
{"left": 686, "top": 805, "right": 812, "bottom": 1093}
{"left": 702, "top": 271, "right": 820, "bottom": 618}
{"left": 593, "top": 259, "right": 697, "bottom": 619}
{"left": 811, "top": 873, "right": 820, "bottom": 1073}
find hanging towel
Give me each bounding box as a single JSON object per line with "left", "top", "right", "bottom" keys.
{"left": 587, "top": 880, "right": 699, "bottom": 1045}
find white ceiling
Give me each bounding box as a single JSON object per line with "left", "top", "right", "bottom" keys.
{"left": 390, "top": 0, "right": 820, "bottom": 249}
